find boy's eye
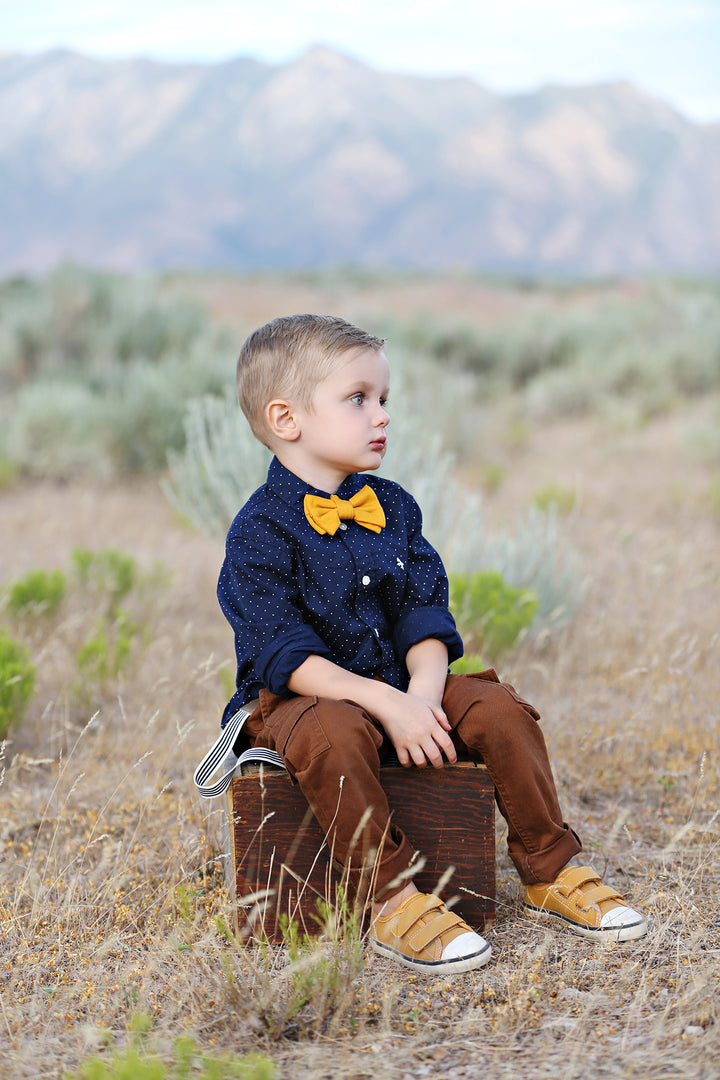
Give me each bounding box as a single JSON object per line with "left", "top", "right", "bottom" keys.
{"left": 349, "top": 392, "right": 388, "bottom": 407}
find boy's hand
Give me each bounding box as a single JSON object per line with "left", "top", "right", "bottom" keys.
{"left": 378, "top": 687, "right": 456, "bottom": 769}
{"left": 287, "top": 646, "right": 456, "bottom": 767}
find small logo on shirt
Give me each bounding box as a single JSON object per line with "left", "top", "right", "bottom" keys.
{"left": 396, "top": 558, "right": 405, "bottom": 569}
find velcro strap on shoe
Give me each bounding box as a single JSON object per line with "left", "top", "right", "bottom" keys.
{"left": 576, "top": 883, "right": 623, "bottom": 907}
{"left": 556, "top": 866, "right": 602, "bottom": 894}
{"left": 409, "top": 909, "right": 467, "bottom": 953}
{"left": 394, "top": 893, "right": 445, "bottom": 937}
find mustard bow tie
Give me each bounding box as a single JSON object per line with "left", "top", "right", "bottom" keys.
{"left": 304, "top": 485, "right": 386, "bottom": 536}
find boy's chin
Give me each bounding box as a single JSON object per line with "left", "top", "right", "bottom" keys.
{"left": 345, "top": 446, "right": 386, "bottom": 474}
{"left": 359, "top": 456, "right": 384, "bottom": 473}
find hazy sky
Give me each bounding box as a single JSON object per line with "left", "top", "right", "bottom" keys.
{"left": 4, "top": 0, "right": 719, "bottom": 122}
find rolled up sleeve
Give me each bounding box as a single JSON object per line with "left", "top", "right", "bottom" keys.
{"left": 394, "top": 605, "right": 463, "bottom": 664}
{"left": 256, "top": 624, "right": 332, "bottom": 695}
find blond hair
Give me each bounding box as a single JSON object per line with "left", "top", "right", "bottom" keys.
{"left": 236, "top": 314, "right": 386, "bottom": 446}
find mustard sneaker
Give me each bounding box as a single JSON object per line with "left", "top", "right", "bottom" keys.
{"left": 370, "top": 892, "right": 492, "bottom": 974}
{"left": 524, "top": 865, "right": 647, "bottom": 942}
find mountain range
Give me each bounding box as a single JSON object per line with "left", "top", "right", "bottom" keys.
{"left": 1, "top": 46, "right": 719, "bottom": 277}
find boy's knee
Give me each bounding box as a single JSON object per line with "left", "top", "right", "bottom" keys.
{"left": 493, "top": 681, "right": 541, "bottom": 723}
{"left": 445, "top": 672, "right": 541, "bottom": 739}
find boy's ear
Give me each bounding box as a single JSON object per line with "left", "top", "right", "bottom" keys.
{"left": 266, "top": 399, "right": 301, "bottom": 442}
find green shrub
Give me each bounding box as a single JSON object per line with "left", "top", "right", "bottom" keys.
{"left": 67, "top": 1018, "right": 275, "bottom": 1080}
{"left": 3, "top": 273, "right": 719, "bottom": 478}
{"left": 0, "top": 629, "right": 36, "bottom": 737}
{"left": 478, "top": 461, "right": 507, "bottom": 493}
{"left": 0, "top": 456, "right": 18, "bottom": 489}
{"left": 449, "top": 652, "right": 488, "bottom": 675}
{"left": 75, "top": 611, "right": 137, "bottom": 686}
{"left": 0, "top": 550, "right": 169, "bottom": 716}
{"left": 73, "top": 549, "right": 137, "bottom": 609}
{"left": 70, "top": 550, "right": 164, "bottom": 701}
{"left": 449, "top": 570, "right": 538, "bottom": 663}
{"left": 8, "top": 568, "right": 66, "bottom": 615}
{"left": 532, "top": 483, "right": 578, "bottom": 515}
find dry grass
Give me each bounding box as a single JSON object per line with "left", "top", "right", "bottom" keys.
{"left": 1, "top": 336, "right": 719, "bottom": 1077}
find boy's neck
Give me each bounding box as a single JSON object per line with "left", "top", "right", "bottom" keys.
{"left": 273, "top": 450, "right": 352, "bottom": 495}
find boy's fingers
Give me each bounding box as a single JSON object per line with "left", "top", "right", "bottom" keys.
{"left": 438, "top": 731, "right": 457, "bottom": 764}
{"left": 421, "top": 740, "right": 444, "bottom": 769}
{"left": 411, "top": 747, "right": 430, "bottom": 767}
{"left": 400, "top": 736, "right": 453, "bottom": 769}
{"left": 423, "top": 728, "right": 456, "bottom": 768}
{"left": 391, "top": 704, "right": 455, "bottom": 767}
{"left": 432, "top": 706, "right": 451, "bottom": 731}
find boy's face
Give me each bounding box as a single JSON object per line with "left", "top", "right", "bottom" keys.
{"left": 287, "top": 346, "right": 390, "bottom": 492}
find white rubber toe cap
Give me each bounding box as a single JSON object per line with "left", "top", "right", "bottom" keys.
{"left": 441, "top": 930, "right": 491, "bottom": 962}
{"left": 600, "top": 905, "right": 645, "bottom": 930}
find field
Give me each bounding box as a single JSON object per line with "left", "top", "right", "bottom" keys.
{"left": 1, "top": 272, "right": 719, "bottom": 1079}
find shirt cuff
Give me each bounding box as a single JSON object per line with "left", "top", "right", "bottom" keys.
{"left": 394, "top": 607, "right": 464, "bottom": 665}
{"left": 256, "top": 625, "right": 333, "bottom": 696}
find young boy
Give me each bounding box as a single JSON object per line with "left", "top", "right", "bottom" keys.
{"left": 217, "top": 313, "right": 647, "bottom": 975}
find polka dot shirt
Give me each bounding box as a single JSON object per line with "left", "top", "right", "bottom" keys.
{"left": 217, "top": 457, "right": 463, "bottom": 725}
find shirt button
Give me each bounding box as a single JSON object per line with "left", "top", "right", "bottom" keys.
{"left": 362, "top": 575, "right": 371, "bottom": 585}
{"left": 339, "top": 523, "right": 347, "bottom": 530}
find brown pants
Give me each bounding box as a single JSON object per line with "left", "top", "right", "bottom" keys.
{"left": 245, "top": 670, "right": 581, "bottom": 898}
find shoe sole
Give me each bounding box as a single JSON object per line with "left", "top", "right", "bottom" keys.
{"left": 523, "top": 902, "right": 648, "bottom": 942}
{"left": 370, "top": 936, "right": 492, "bottom": 974}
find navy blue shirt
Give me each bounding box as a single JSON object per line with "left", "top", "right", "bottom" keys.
{"left": 217, "top": 457, "right": 463, "bottom": 725}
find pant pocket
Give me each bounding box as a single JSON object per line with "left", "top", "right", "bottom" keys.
{"left": 258, "top": 690, "right": 330, "bottom": 765}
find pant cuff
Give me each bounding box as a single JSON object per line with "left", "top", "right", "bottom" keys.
{"left": 511, "top": 824, "right": 583, "bottom": 885}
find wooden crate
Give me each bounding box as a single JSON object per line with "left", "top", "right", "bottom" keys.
{"left": 225, "top": 761, "right": 495, "bottom": 941}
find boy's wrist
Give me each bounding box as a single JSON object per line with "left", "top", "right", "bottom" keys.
{"left": 407, "top": 674, "right": 444, "bottom": 708}
{"left": 365, "top": 676, "right": 406, "bottom": 715}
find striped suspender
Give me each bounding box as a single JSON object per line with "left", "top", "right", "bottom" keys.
{"left": 192, "top": 703, "right": 285, "bottom": 799}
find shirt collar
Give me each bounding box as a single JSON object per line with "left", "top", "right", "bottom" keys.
{"left": 267, "top": 456, "right": 368, "bottom": 508}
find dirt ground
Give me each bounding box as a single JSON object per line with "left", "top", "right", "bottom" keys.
{"left": 1, "top": 391, "right": 719, "bottom": 1078}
